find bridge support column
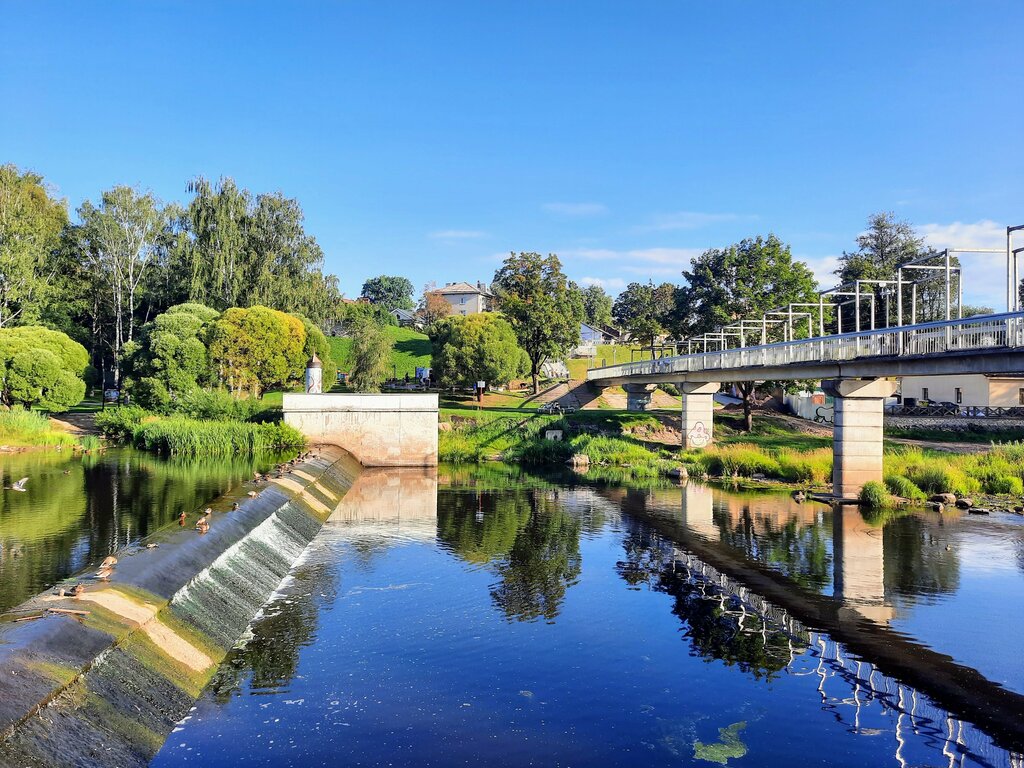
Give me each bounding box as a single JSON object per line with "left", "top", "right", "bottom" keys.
{"left": 681, "top": 382, "right": 719, "bottom": 449}
{"left": 822, "top": 378, "right": 898, "bottom": 499}
{"left": 624, "top": 383, "right": 657, "bottom": 412}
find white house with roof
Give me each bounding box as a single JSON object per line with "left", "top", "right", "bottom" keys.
{"left": 436, "top": 281, "right": 494, "bottom": 315}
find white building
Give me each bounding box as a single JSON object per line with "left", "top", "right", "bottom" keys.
{"left": 436, "top": 281, "right": 494, "bottom": 316}
{"left": 899, "top": 374, "right": 1024, "bottom": 407}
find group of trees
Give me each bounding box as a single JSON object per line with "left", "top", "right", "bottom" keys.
{"left": 123, "top": 303, "right": 335, "bottom": 409}
{"left": 0, "top": 326, "right": 88, "bottom": 410}
{"left": 0, "top": 165, "right": 343, "bottom": 388}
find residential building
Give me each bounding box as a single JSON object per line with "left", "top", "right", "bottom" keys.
{"left": 436, "top": 281, "right": 494, "bottom": 315}
{"left": 898, "top": 374, "right": 1024, "bottom": 407}
{"left": 389, "top": 308, "right": 421, "bottom": 329}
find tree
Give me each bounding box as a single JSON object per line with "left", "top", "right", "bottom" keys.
{"left": 75, "top": 186, "right": 164, "bottom": 383}
{"left": 361, "top": 275, "right": 415, "bottom": 311}
{"left": 492, "top": 252, "right": 584, "bottom": 394}
{"left": 429, "top": 313, "right": 527, "bottom": 388}
{"left": 0, "top": 326, "right": 89, "bottom": 410}
{"left": 678, "top": 235, "right": 818, "bottom": 431}
{"left": 122, "top": 303, "right": 220, "bottom": 409}
{"left": 0, "top": 165, "right": 68, "bottom": 327}
{"left": 612, "top": 281, "right": 675, "bottom": 349}
{"left": 348, "top": 317, "right": 391, "bottom": 392}
{"left": 581, "top": 284, "right": 613, "bottom": 328}
{"left": 833, "top": 212, "right": 946, "bottom": 327}
{"left": 298, "top": 316, "right": 338, "bottom": 389}
{"left": 209, "top": 306, "right": 306, "bottom": 396}
{"left": 416, "top": 282, "right": 450, "bottom": 329}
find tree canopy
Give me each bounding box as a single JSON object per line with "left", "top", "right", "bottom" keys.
{"left": 429, "top": 313, "right": 526, "bottom": 388}
{"left": 361, "top": 275, "right": 415, "bottom": 311}
{"left": 492, "top": 252, "right": 584, "bottom": 393}
{"left": 348, "top": 317, "right": 392, "bottom": 392}
{"left": 581, "top": 284, "right": 614, "bottom": 328}
{"left": 208, "top": 306, "right": 306, "bottom": 396}
{"left": 0, "top": 326, "right": 89, "bottom": 410}
{"left": 612, "top": 281, "right": 675, "bottom": 348}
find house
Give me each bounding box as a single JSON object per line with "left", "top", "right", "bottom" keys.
{"left": 573, "top": 323, "right": 619, "bottom": 357}
{"left": 436, "top": 281, "right": 494, "bottom": 315}
{"left": 898, "top": 374, "right": 1024, "bottom": 407}
{"left": 389, "top": 308, "right": 421, "bottom": 329}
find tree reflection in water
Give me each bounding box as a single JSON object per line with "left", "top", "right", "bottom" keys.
{"left": 438, "top": 489, "right": 582, "bottom": 623}
{"left": 617, "top": 517, "right": 801, "bottom": 680}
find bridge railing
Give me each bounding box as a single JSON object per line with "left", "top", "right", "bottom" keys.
{"left": 588, "top": 312, "right": 1024, "bottom": 380}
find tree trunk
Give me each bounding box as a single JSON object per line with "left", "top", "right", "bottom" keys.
{"left": 735, "top": 381, "right": 756, "bottom": 432}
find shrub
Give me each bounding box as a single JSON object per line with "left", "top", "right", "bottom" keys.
{"left": 776, "top": 449, "right": 832, "bottom": 484}
{"left": 884, "top": 474, "right": 926, "bottom": 501}
{"left": 983, "top": 475, "right": 1024, "bottom": 495}
{"left": 177, "top": 389, "right": 260, "bottom": 422}
{"left": 859, "top": 480, "right": 893, "bottom": 510}
{"left": 94, "top": 405, "right": 148, "bottom": 442}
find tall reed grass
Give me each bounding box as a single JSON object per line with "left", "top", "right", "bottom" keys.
{"left": 0, "top": 407, "right": 79, "bottom": 448}
{"left": 132, "top": 417, "right": 305, "bottom": 456}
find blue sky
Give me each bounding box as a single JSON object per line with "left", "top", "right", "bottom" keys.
{"left": 3, "top": 1, "right": 1022, "bottom": 308}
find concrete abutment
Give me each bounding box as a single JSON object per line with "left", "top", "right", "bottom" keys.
{"left": 822, "top": 378, "right": 898, "bottom": 500}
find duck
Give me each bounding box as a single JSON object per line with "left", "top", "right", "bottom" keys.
{"left": 195, "top": 518, "right": 209, "bottom": 533}
{"left": 203, "top": 507, "right": 212, "bottom": 517}
{"left": 100, "top": 556, "right": 118, "bottom": 569}
{"left": 247, "top": 490, "right": 260, "bottom": 498}
{"left": 231, "top": 502, "right": 240, "bottom": 511}
{"left": 72, "top": 583, "right": 85, "bottom": 598}
{"left": 5, "top": 477, "right": 28, "bottom": 492}
{"left": 178, "top": 511, "right": 187, "bottom": 526}
{"left": 792, "top": 490, "right": 807, "bottom": 503}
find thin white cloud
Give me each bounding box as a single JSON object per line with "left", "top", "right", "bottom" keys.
{"left": 543, "top": 202, "right": 608, "bottom": 217}
{"left": 564, "top": 247, "right": 704, "bottom": 266}
{"left": 580, "top": 276, "right": 627, "bottom": 293}
{"left": 428, "top": 229, "right": 487, "bottom": 240}
{"left": 797, "top": 254, "right": 842, "bottom": 290}
{"left": 918, "top": 220, "right": 1006, "bottom": 251}
{"left": 641, "top": 211, "right": 741, "bottom": 232}
{"left": 919, "top": 220, "right": 1010, "bottom": 310}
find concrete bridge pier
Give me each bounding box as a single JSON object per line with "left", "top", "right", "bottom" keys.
{"left": 624, "top": 383, "right": 657, "bottom": 411}
{"left": 680, "top": 382, "right": 719, "bottom": 449}
{"left": 822, "top": 378, "right": 898, "bottom": 499}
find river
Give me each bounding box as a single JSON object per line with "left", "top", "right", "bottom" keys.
{"left": 136, "top": 463, "right": 1024, "bottom": 768}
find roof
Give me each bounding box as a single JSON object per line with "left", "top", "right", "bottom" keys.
{"left": 391, "top": 308, "right": 417, "bottom": 320}
{"left": 436, "top": 281, "right": 493, "bottom": 296}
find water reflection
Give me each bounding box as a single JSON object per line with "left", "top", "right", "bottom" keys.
{"left": 0, "top": 449, "right": 283, "bottom": 613}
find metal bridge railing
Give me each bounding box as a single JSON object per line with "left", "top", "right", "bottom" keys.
{"left": 588, "top": 312, "right": 1024, "bottom": 380}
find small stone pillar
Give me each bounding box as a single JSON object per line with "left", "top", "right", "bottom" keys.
{"left": 305, "top": 353, "right": 323, "bottom": 394}
{"left": 624, "top": 383, "right": 657, "bottom": 412}
{"left": 822, "top": 378, "right": 898, "bottom": 499}
{"left": 680, "top": 382, "right": 719, "bottom": 449}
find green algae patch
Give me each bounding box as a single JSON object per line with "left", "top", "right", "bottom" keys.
{"left": 81, "top": 692, "right": 164, "bottom": 754}
{"left": 23, "top": 659, "right": 78, "bottom": 687}
{"left": 694, "top": 721, "right": 748, "bottom": 765}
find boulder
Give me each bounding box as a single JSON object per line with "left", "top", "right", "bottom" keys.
{"left": 930, "top": 493, "right": 956, "bottom": 505}
{"left": 438, "top": 421, "right": 453, "bottom": 432}
{"left": 668, "top": 466, "right": 689, "bottom": 481}
{"left": 955, "top": 497, "right": 974, "bottom": 509}
{"left": 968, "top": 507, "right": 990, "bottom": 515}
{"left": 751, "top": 473, "right": 767, "bottom": 481}
{"left": 926, "top": 501, "right": 945, "bottom": 513}
{"left": 567, "top": 453, "right": 590, "bottom": 468}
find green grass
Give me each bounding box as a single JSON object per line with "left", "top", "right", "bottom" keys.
{"left": 0, "top": 408, "right": 80, "bottom": 449}
{"left": 328, "top": 326, "right": 432, "bottom": 380}
{"left": 132, "top": 417, "right": 305, "bottom": 456}
{"left": 566, "top": 345, "right": 659, "bottom": 380}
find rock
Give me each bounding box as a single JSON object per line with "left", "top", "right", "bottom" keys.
{"left": 926, "top": 501, "right": 945, "bottom": 513}
{"left": 668, "top": 466, "right": 688, "bottom": 481}
{"left": 930, "top": 493, "right": 956, "bottom": 505}
{"left": 567, "top": 453, "right": 590, "bottom": 468}
{"left": 1014, "top": 506, "right": 1024, "bottom": 514}
{"left": 955, "top": 498, "right": 974, "bottom": 509}
{"left": 968, "top": 507, "right": 990, "bottom": 515}
{"left": 438, "top": 422, "right": 453, "bottom": 432}
{"left": 792, "top": 490, "right": 806, "bottom": 503}
{"left": 751, "top": 473, "right": 767, "bottom": 481}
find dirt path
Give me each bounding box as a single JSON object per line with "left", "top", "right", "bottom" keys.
{"left": 51, "top": 412, "right": 99, "bottom": 435}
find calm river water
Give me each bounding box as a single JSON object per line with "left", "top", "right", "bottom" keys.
{"left": 0, "top": 448, "right": 281, "bottom": 614}
{"left": 142, "top": 464, "right": 1024, "bottom": 768}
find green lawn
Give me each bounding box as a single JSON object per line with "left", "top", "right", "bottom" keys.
{"left": 567, "top": 345, "right": 659, "bottom": 380}
{"left": 328, "top": 326, "right": 432, "bottom": 380}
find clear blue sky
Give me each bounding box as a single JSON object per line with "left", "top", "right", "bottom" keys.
{"left": 3, "top": 2, "right": 1022, "bottom": 308}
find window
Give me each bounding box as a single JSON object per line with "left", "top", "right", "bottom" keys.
{"left": 922, "top": 387, "right": 929, "bottom": 401}
{"left": 1019, "top": 388, "right": 1024, "bottom": 406}
{"left": 460, "top": 296, "right": 467, "bottom": 304}
{"left": 955, "top": 387, "right": 962, "bottom": 404}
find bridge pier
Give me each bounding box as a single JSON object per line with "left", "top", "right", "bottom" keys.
{"left": 823, "top": 378, "right": 898, "bottom": 499}
{"left": 624, "top": 383, "right": 657, "bottom": 412}
{"left": 680, "top": 382, "right": 719, "bottom": 449}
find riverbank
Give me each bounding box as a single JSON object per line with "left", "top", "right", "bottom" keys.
{"left": 0, "top": 409, "right": 86, "bottom": 452}
{"left": 0, "top": 446, "right": 357, "bottom": 766}
{"left": 439, "top": 402, "right": 1024, "bottom": 509}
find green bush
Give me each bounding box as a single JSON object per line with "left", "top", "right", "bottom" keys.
{"left": 177, "top": 389, "right": 260, "bottom": 422}
{"left": 859, "top": 480, "right": 893, "bottom": 510}
{"left": 94, "top": 405, "right": 148, "bottom": 442}
{"left": 983, "top": 475, "right": 1024, "bottom": 495}
{"left": 132, "top": 417, "right": 305, "bottom": 456}
{"left": 884, "top": 474, "right": 926, "bottom": 501}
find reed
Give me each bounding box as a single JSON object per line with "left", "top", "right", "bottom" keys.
{"left": 0, "top": 407, "right": 79, "bottom": 448}
{"left": 131, "top": 417, "right": 305, "bottom": 456}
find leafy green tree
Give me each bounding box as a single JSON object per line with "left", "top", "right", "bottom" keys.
{"left": 360, "top": 275, "right": 415, "bottom": 311}
{"left": 581, "top": 284, "right": 614, "bottom": 328}
{"left": 0, "top": 326, "right": 89, "bottom": 410}
{"left": 429, "top": 313, "right": 527, "bottom": 388}
{"left": 348, "top": 317, "right": 392, "bottom": 392}
{"left": 416, "top": 282, "right": 450, "bottom": 330}
{"left": 612, "top": 281, "right": 675, "bottom": 349}
{"left": 122, "top": 303, "right": 220, "bottom": 409}
{"left": 209, "top": 306, "right": 306, "bottom": 396}
{"left": 492, "top": 252, "right": 584, "bottom": 394}
{"left": 75, "top": 186, "right": 165, "bottom": 383}
{"left": 0, "top": 165, "right": 68, "bottom": 327}
{"left": 677, "top": 235, "right": 818, "bottom": 430}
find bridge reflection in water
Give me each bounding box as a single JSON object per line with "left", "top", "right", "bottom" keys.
{"left": 610, "top": 481, "right": 1024, "bottom": 767}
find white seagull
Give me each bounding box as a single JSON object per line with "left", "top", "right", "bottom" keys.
{"left": 5, "top": 478, "right": 29, "bottom": 492}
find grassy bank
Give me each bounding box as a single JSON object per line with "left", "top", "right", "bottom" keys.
{"left": 95, "top": 407, "right": 304, "bottom": 456}
{"left": 0, "top": 408, "right": 81, "bottom": 450}
{"left": 328, "top": 326, "right": 432, "bottom": 378}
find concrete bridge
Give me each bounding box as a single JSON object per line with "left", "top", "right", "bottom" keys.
{"left": 589, "top": 311, "right": 1024, "bottom": 497}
